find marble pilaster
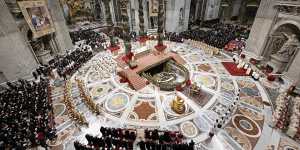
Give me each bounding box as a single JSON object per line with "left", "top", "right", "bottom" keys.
{"left": 165, "top": 0, "right": 191, "bottom": 32}
{"left": 0, "top": 0, "right": 38, "bottom": 81}
{"left": 245, "top": 0, "right": 278, "bottom": 58}
{"left": 110, "top": 0, "right": 117, "bottom": 25}
{"left": 48, "top": 0, "right": 73, "bottom": 53}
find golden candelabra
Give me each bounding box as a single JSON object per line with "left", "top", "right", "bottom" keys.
{"left": 76, "top": 79, "right": 101, "bottom": 115}
{"left": 171, "top": 96, "right": 185, "bottom": 114}
{"left": 63, "top": 80, "right": 88, "bottom": 125}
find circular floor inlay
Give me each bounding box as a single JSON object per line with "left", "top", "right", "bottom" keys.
{"left": 53, "top": 103, "right": 66, "bottom": 117}
{"left": 232, "top": 114, "right": 261, "bottom": 138}
{"left": 180, "top": 121, "right": 198, "bottom": 138}
{"left": 240, "top": 107, "right": 264, "bottom": 121}
{"left": 97, "top": 88, "right": 103, "bottom": 92}
{"left": 225, "top": 127, "right": 252, "bottom": 150}
{"left": 90, "top": 84, "right": 110, "bottom": 98}
{"left": 194, "top": 75, "right": 216, "bottom": 88}
{"left": 239, "top": 120, "right": 253, "bottom": 131}
{"left": 105, "top": 93, "right": 129, "bottom": 112}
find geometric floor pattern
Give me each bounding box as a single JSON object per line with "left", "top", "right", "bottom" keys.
{"left": 49, "top": 40, "right": 299, "bottom": 150}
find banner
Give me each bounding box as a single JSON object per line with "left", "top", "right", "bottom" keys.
{"left": 18, "top": 0, "right": 55, "bottom": 38}
{"left": 204, "top": 0, "right": 221, "bottom": 21}
{"left": 119, "top": 0, "right": 128, "bottom": 16}
{"left": 149, "top": 0, "right": 159, "bottom": 16}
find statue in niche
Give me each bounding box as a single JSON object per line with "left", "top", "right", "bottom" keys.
{"left": 268, "top": 32, "right": 300, "bottom": 72}
{"left": 271, "top": 37, "right": 286, "bottom": 54}
{"left": 275, "top": 33, "right": 300, "bottom": 61}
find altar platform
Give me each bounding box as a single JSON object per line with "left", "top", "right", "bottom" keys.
{"left": 117, "top": 51, "right": 186, "bottom": 90}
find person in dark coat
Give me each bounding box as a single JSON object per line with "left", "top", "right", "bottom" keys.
{"left": 100, "top": 127, "right": 106, "bottom": 137}
{"left": 145, "top": 129, "right": 151, "bottom": 140}
{"left": 152, "top": 129, "right": 159, "bottom": 141}
{"left": 188, "top": 140, "right": 195, "bottom": 150}
{"left": 145, "top": 141, "right": 151, "bottom": 150}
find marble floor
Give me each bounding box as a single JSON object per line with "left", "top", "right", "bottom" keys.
{"left": 49, "top": 40, "right": 300, "bottom": 150}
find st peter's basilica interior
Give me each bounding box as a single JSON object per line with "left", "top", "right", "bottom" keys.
{"left": 1, "top": 0, "right": 300, "bottom": 150}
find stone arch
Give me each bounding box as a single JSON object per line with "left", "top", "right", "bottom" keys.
{"left": 270, "top": 20, "right": 300, "bottom": 35}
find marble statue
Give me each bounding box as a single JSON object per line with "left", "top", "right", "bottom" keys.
{"left": 275, "top": 33, "right": 299, "bottom": 61}
{"left": 268, "top": 33, "right": 300, "bottom": 72}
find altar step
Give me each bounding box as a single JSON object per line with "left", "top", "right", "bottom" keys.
{"left": 147, "top": 28, "right": 158, "bottom": 36}
{"left": 120, "top": 70, "right": 147, "bottom": 91}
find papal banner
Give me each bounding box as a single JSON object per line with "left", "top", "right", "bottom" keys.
{"left": 18, "top": 0, "right": 55, "bottom": 38}
{"left": 149, "top": 0, "right": 159, "bottom": 16}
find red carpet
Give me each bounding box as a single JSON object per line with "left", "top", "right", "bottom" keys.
{"left": 108, "top": 45, "right": 120, "bottom": 52}
{"left": 222, "top": 62, "right": 248, "bottom": 76}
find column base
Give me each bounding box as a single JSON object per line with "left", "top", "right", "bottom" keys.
{"left": 154, "top": 44, "right": 167, "bottom": 52}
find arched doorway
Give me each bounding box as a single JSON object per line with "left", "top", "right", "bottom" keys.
{"left": 265, "top": 22, "right": 300, "bottom": 73}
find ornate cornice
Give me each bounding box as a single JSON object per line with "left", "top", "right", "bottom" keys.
{"left": 274, "top": 0, "right": 300, "bottom": 15}
{"left": 275, "top": 0, "right": 300, "bottom": 6}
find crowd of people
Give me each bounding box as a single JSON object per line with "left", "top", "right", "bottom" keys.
{"left": 32, "top": 65, "right": 52, "bottom": 80}
{"left": 0, "top": 21, "right": 255, "bottom": 149}
{"left": 273, "top": 92, "right": 292, "bottom": 130}
{"left": 0, "top": 78, "right": 56, "bottom": 149}
{"left": 50, "top": 46, "right": 93, "bottom": 80}
{"left": 73, "top": 127, "right": 195, "bottom": 150}
{"left": 31, "top": 45, "right": 93, "bottom": 81}
{"left": 89, "top": 51, "right": 117, "bottom": 80}
{"left": 165, "top": 32, "right": 185, "bottom": 43}
{"left": 74, "top": 127, "right": 137, "bottom": 150}
{"left": 287, "top": 97, "right": 300, "bottom": 140}
{"left": 137, "top": 129, "right": 194, "bottom": 150}
{"left": 166, "top": 23, "right": 250, "bottom": 49}
{"left": 233, "top": 54, "right": 261, "bottom": 80}
{"left": 70, "top": 30, "right": 107, "bottom": 50}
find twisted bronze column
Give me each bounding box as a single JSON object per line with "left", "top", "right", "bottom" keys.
{"left": 157, "top": 0, "right": 165, "bottom": 45}
{"left": 138, "top": 0, "right": 145, "bottom": 35}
